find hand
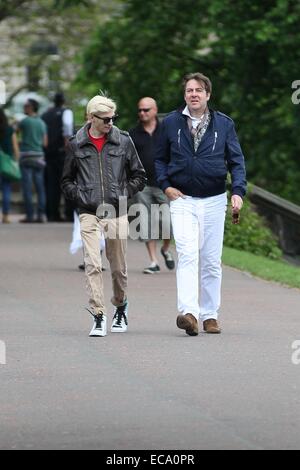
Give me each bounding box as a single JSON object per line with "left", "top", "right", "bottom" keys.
{"left": 231, "top": 194, "right": 243, "bottom": 224}
{"left": 165, "top": 187, "right": 186, "bottom": 201}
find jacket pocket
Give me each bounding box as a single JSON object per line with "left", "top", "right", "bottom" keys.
{"left": 108, "top": 151, "right": 125, "bottom": 183}
{"left": 196, "top": 154, "right": 227, "bottom": 177}
{"left": 77, "top": 183, "right": 99, "bottom": 210}
{"left": 167, "top": 158, "right": 191, "bottom": 187}
{"left": 107, "top": 182, "right": 124, "bottom": 206}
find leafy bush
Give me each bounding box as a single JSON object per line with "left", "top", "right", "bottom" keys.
{"left": 224, "top": 195, "right": 282, "bottom": 260}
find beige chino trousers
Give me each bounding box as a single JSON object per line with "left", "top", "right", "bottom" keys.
{"left": 79, "top": 213, "right": 128, "bottom": 315}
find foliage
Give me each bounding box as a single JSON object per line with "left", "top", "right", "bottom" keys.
{"left": 206, "top": 0, "right": 300, "bottom": 205}
{"left": 224, "top": 194, "right": 282, "bottom": 260}
{"left": 76, "top": 0, "right": 300, "bottom": 204}
{"left": 75, "top": 0, "right": 211, "bottom": 128}
{"left": 0, "top": 0, "right": 92, "bottom": 21}
{"left": 0, "top": 0, "right": 121, "bottom": 104}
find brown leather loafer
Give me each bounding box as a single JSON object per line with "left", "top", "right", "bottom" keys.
{"left": 203, "top": 319, "right": 221, "bottom": 334}
{"left": 177, "top": 313, "right": 199, "bottom": 336}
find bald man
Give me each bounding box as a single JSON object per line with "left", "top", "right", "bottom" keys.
{"left": 129, "top": 97, "right": 175, "bottom": 274}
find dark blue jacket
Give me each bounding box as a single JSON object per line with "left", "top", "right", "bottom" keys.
{"left": 155, "top": 108, "right": 246, "bottom": 198}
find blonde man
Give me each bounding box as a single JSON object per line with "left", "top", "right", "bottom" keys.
{"left": 62, "top": 94, "right": 146, "bottom": 337}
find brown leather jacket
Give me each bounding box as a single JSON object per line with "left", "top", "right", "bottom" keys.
{"left": 61, "top": 123, "right": 146, "bottom": 217}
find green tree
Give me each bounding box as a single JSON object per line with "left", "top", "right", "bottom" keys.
{"left": 76, "top": 0, "right": 300, "bottom": 204}
{"left": 0, "top": 0, "right": 91, "bottom": 22}
{"left": 0, "top": 0, "right": 121, "bottom": 104}
{"left": 76, "top": 0, "right": 212, "bottom": 126}
{"left": 206, "top": 0, "right": 300, "bottom": 204}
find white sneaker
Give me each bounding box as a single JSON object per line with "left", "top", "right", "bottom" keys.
{"left": 88, "top": 311, "right": 107, "bottom": 337}
{"left": 111, "top": 302, "right": 128, "bottom": 333}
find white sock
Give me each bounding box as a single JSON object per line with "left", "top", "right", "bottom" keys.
{"left": 150, "top": 261, "right": 158, "bottom": 268}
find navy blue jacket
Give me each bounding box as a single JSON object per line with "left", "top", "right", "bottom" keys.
{"left": 155, "top": 108, "right": 246, "bottom": 198}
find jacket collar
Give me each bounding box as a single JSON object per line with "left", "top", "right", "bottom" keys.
{"left": 76, "top": 123, "right": 121, "bottom": 147}
{"left": 176, "top": 105, "right": 215, "bottom": 118}
{"left": 175, "top": 106, "right": 215, "bottom": 152}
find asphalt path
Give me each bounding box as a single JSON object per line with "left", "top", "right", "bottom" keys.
{"left": 0, "top": 222, "right": 300, "bottom": 450}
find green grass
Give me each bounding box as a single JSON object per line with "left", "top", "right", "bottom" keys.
{"left": 222, "top": 246, "right": 300, "bottom": 289}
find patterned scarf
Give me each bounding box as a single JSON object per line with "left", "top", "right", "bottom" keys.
{"left": 188, "top": 110, "right": 211, "bottom": 152}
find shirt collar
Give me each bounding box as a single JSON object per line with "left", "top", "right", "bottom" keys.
{"left": 182, "top": 105, "right": 200, "bottom": 121}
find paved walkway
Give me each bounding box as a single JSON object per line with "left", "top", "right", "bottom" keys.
{"left": 0, "top": 222, "right": 300, "bottom": 450}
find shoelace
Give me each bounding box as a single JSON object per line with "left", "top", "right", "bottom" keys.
{"left": 95, "top": 315, "right": 103, "bottom": 329}
{"left": 114, "top": 306, "right": 127, "bottom": 326}
{"left": 86, "top": 308, "right": 104, "bottom": 328}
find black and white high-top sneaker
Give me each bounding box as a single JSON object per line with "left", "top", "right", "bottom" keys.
{"left": 111, "top": 302, "right": 128, "bottom": 333}
{"left": 87, "top": 309, "right": 107, "bottom": 337}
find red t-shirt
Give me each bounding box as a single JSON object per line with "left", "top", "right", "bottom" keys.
{"left": 88, "top": 130, "right": 107, "bottom": 153}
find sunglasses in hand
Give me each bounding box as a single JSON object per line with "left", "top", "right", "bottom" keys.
{"left": 232, "top": 212, "right": 240, "bottom": 224}
{"left": 93, "top": 114, "right": 118, "bottom": 124}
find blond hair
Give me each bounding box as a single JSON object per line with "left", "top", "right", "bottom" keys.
{"left": 86, "top": 94, "right": 117, "bottom": 115}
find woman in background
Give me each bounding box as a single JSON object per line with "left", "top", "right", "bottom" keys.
{"left": 0, "top": 108, "right": 20, "bottom": 223}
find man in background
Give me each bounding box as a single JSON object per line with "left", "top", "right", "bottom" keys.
{"left": 18, "top": 99, "right": 48, "bottom": 223}
{"left": 129, "top": 97, "right": 175, "bottom": 274}
{"left": 42, "top": 92, "right": 74, "bottom": 221}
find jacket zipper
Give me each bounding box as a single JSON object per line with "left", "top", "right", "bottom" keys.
{"left": 89, "top": 142, "right": 105, "bottom": 205}
{"left": 98, "top": 148, "right": 105, "bottom": 205}
{"left": 177, "top": 129, "right": 181, "bottom": 148}
{"left": 212, "top": 131, "right": 217, "bottom": 153}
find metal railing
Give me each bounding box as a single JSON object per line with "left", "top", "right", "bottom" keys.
{"left": 249, "top": 185, "right": 300, "bottom": 255}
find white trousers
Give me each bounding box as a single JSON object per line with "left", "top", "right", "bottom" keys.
{"left": 170, "top": 193, "right": 227, "bottom": 321}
